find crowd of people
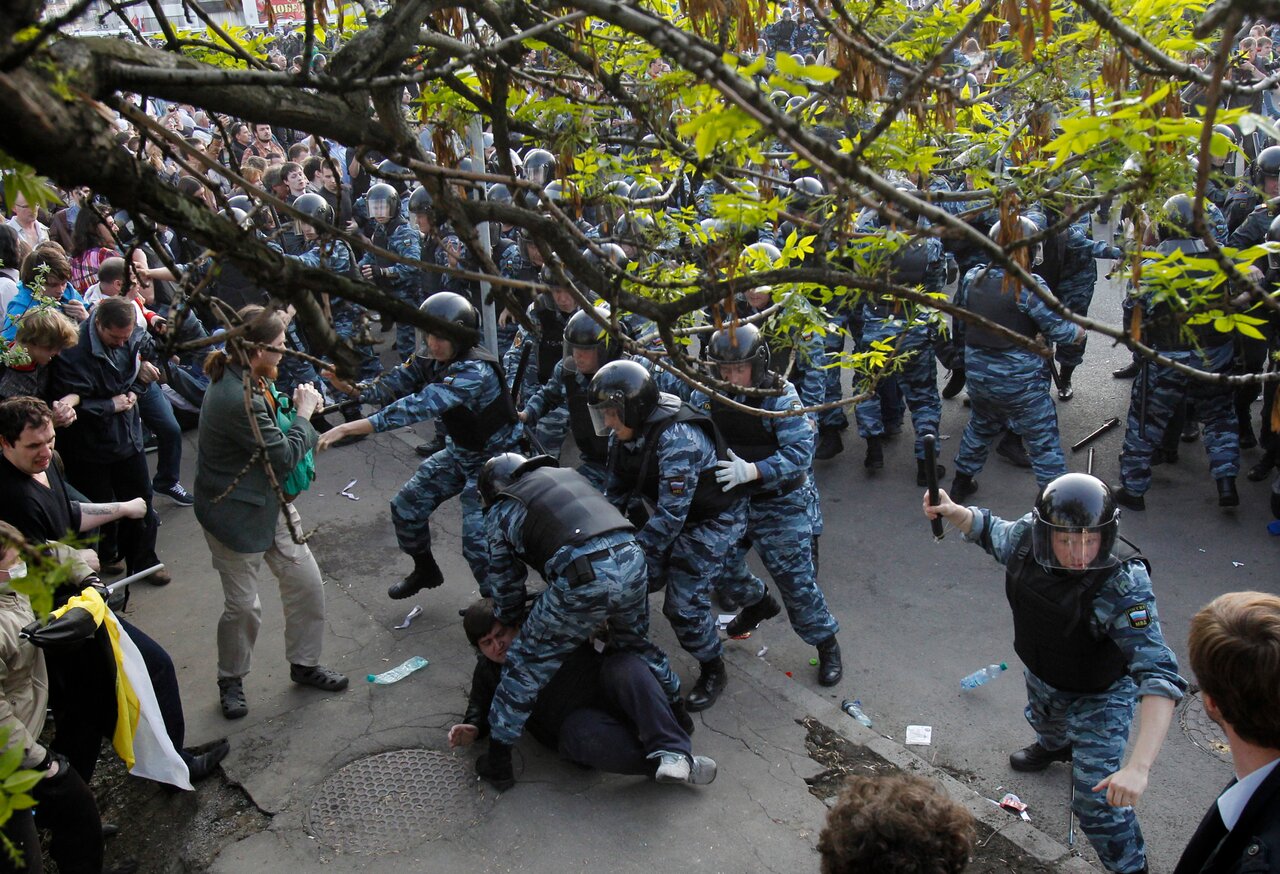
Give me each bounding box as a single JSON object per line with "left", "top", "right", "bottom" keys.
{"left": 0, "top": 7, "right": 1278, "bottom": 874}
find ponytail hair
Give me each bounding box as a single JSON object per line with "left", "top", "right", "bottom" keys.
{"left": 204, "top": 304, "right": 286, "bottom": 382}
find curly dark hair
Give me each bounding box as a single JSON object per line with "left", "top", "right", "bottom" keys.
{"left": 817, "top": 774, "right": 975, "bottom": 874}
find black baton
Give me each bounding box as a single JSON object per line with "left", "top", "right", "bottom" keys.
{"left": 923, "top": 434, "right": 945, "bottom": 541}
{"left": 1070, "top": 416, "right": 1120, "bottom": 452}
{"left": 317, "top": 397, "right": 363, "bottom": 417}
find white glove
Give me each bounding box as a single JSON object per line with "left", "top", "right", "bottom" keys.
{"left": 715, "top": 449, "right": 759, "bottom": 492}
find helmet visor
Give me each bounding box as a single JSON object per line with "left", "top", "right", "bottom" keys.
{"left": 368, "top": 196, "right": 395, "bottom": 220}
{"left": 587, "top": 398, "right": 622, "bottom": 437}
{"left": 1031, "top": 515, "right": 1118, "bottom": 571}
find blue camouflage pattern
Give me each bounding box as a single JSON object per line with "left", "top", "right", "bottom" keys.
{"left": 287, "top": 239, "right": 382, "bottom": 382}
{"left": 692, "top": 382, "right": 839, "bottom": 646}
{"left": 367, "top": 355, "right": 518, "bottom": 586}
{"left": 484, "top": 505, "right": 681, "bottom": 745}
{"left": 605, "top": 414, "right": 746, "bottom": 663}
{"left": 952, "top": 267, "right": 1082, "bottom": 486}
{"left": 1051, "top": 222, "right": 1124, "bottom": 369}
{"left": 1119, "top": 343, "right": 1239, "bottom": 495}
{"left": 964, "top": 511, "right": 1186, "bottom": 874}
{"left": 359, "top": 220, "right": 422, "bottom": 361}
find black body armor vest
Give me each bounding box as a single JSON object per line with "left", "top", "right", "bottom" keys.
{"left": 438, "top": 347, "right": 517, "bottom": 451}
{"left": 535, "top": 302, "right": 571, "bottom": 383}
{"left": 707, "top": 381, "right": 804, "bottom": 497}
{"left": 964, "top": 269, "right": 1039, "bottom": 350}
{"left": 563, "top": 366, "right": 612, "bottom": 462}
{"left": 610, "top": 405, "right": 738, "bottom": 523}
{"left": 501, "top": 467, "right": 633, "bottom": 572}
{"left": 1004, "top": 531, "right": 1144, "bottom": 694}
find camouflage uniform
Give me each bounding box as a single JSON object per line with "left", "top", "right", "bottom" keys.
{"left": 522, "top": 357, "right": 610, "bottom": 491}
{"left": 854, "top": 235, "right": 945, "bottom": 460}
{"left": 286, "top": 238, "right": 381, "bottom": 382}
{"left": 359, "top": 218, "right": 422, "bottom": 361}
{"left": 365, "top": 353, "right": 518, "bottom": 589}
{"left": 605, "top": 395, "right": 747, "bottom": 663}
{"left": 691, "top": 380, "right": 839, "bottom": 645}
{"left": 485, "top": 497, "right": 681, "bottom": 746}
{"left": 503, "top": 298, "right": 574, "bottom": 454}
{"left": 1037, "top": 221, "right": 1123, "bottom": 370}
{"left": 952, "top": 266, "right": 1081, "bottom": 486}
{"left": 964, "top": 510, "right": 1186, "bottom": 874}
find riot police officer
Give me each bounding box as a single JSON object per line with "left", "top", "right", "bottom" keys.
{"left": 358, "top": 182, "right": 422, "bottom": 361}
{"left": 949, "top": 216, "right": 1085, "bottom": 501}
{"left": 503, "top": 270, "right": 579, "bottom": 452}
{"left": 692, "top": 324, "right": 843, "bottom": 686}
{"left": 924, "top": 474, "right": 1185, "bottom": 874}
{"left": 318, "top": 292, "right": 519, "bottom": 598}
{"left": 588, "top": 360, "right": 746, "bottom": 711}
{"left": 1116, "top": 195, "right": 1241, "bottom": 510}
{"left": 471, "top": 453, "right": 685, "bottom": 790}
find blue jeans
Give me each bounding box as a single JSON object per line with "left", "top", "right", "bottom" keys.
{"left": 137, "top": 385, "right": 182, "bottom": 489}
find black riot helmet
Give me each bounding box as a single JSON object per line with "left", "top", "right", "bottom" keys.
{"left": 1031, "top": 473, "right": 1120, "bottom": 571}
{"left": 408, "top": 186, "right": 434, "bottom": 215}
{"left": 486, "top": 183, "right": 513, "bottom": 206}
{"left": 707, "top": 322, "right": 770, "bottom": 387}
{"left": 292, "top": 192, "right": 334, "bottom": 230}
{"left": 524, "top": 149, "right": 557, "bottom": 187}
{"left": 1267, "top": 214, "right": 1280, "bottom": 271}
{"left": 587, "top": 359, "right": 658, "bottom": 436}
{"left": 1212, "top": 124, "right": 1237, "bottom": 147}
{"left": 377, "top": 159, "right": 411, "bottom": 193}
{"left": 478, "top": 452, "right": 528, "bottom": 509}
{"left": 563, "top": 305, "right": 622, "bottom": 374}
{"left": 1254, "top": 145, "right": 1280, "bottom": 187}
{"left": 366, "top": 183, "right": 401, "bottom": 222}
{"left": 416, "top": 291, "right": 479, "bottom": 358}
{"left": 1157, "top": 194, "right": 1196, "bottom": 241}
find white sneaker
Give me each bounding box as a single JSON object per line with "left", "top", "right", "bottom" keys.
{"left": 652, "top": 752, "right": 718, "bottom": 785}
{"left": 653, "top": 752, "right": 691, "bottom": 783}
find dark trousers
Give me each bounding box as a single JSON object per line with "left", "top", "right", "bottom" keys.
{"left": 49, "top": 618, "right": 185, "bottom": 783}
{"left": 136, "top": 385, "right": 182, "bottom": 489}
{"left": 0, "top": 763, "right": 104, "bottom": 874}
{"left": 63, "top": 449, "right": 160, "bottom": 575}
{"left": 556, "top": 653, "right": 691, "bottom": 775}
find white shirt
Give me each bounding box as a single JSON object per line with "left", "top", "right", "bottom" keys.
{"left": 1218, "top": 756, "right": 1280, "bottom": 831}
{"left": 5, "top": 216, "right": 47, "bottom": 251}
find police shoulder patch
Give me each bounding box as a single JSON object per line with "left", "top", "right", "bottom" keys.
{"left": 512, "top": 333, "right": 523, "bottom": 347}
{"left": 1126, "top": 604, "right": 1151, "bottom": 629}
{"left": 665, "top": 475, "right": 687, "bottom": 496}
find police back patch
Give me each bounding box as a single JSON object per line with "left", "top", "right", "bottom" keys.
{"left": 1126, "top": 604, "right": 1151, "bottom": 629}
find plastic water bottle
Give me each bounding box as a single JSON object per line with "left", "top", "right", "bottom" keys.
{"left": 841, "top": 699, "right": 873, "bottom": 728}
{"left": 960, "top": 662, "right": 1007, "bottom": 690}
{"left": 368, "top": 656, "right": 429, "bottom": 684}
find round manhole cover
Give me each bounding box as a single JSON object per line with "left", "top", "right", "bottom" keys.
{"left": 1179, "top": 691, "right": 1231, "bottom": 763}
{"left": 306, "top": 749, "right": 491, "bottom": 854}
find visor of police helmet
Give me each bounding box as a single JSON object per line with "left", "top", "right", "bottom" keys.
{"left": 486, "top": 183, "right": 512, "bottom": 205}
{"left": 1030, "top": 473, "right": 1119, "bottom": 571}
{"left": 708, "top": 323, "right": 768, "bottom": 386}
{"left": 478, "top": 452, "right": 529, "bottom": 509}
{"left": 563, "top": 306, "right": 617, "bottom": 372}
{"left": 292, "top": 192, "right": 333, "bottom": 234}
{"left": 586, "top": 359, "right": 655, "bottom": 436}
{"left": 524, "top": 149, "right": 556, "bottom": 187}
{"left": 367, "top": 183, "right": 400, "bottom": 220}
{"left": 408, "top": 186, "right": 434, "bottom": 215}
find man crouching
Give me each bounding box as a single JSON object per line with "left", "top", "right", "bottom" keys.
{"left": 449, "top": 598, "right": 716, "bottom": 789}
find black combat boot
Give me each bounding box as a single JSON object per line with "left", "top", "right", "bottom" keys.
{"left": 1112, "top": 359, "right": 1140, "bottom": 379}
{"left": 815, "top": 636, "right": 843, "bottom": 687}
{"left": 815, "top": 427, "right": 844, "bottom": 460}
{"left": 864, "top": 435, "right": 884, "bottom": 470}
{"left": 950, "top": 472, "right": 978, "bottom": 503}
{"left": 941, "top": 368, "right": 967, "bottom": 399}
{"left": 1009, "top": 741, "right": 1072, "bottom": 772}
{"left": 670, "top": 698, "right": 695, "bottom": 735}
{"left": 916, "top": 459, "right": 946, "bottom": 487}
{"left": 1113, "top": 484, "right": 1145, "bottom": 511}
{"left": 996, "top": 431, "right": 1031, "bottom": 468}
{"left": 476, "top": 740, "right": 515, "bottom": 790}
{"left": 686, "top": 657, "right": 728, "bottom": 712}
{"left": 726, "top": 591, "right": 782, "bottom": 637}
{"left": 1217, "top": 477, "right": 1239, "bottom": 508}
{"left": 388, "top": 550, "right": 444, "bottom": 599}
{"left": 1057, "top": 365, "right": 1075, "bottom": 400}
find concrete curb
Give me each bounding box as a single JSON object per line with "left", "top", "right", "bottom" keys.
{"left": 723, "top": 645, "right": 1098, "bottom": 873}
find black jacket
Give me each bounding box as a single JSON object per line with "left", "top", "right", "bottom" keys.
{"left": 1175, "top": 762, "right": 1280, "bottom": 874}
